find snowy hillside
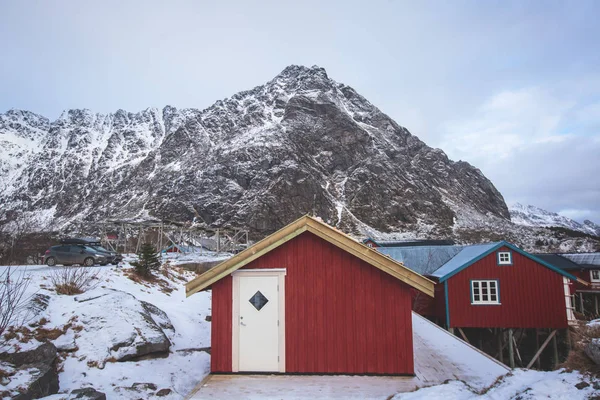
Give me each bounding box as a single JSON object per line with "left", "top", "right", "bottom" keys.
{"left": 1, "top": 262, "right": 213, "bottom": 399}
{"left": 510, "top": 203, "right": 600, "bottom": 237}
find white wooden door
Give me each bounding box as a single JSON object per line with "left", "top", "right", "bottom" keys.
{"left": 238, "top": 274, "right": 280, "bottom": 371}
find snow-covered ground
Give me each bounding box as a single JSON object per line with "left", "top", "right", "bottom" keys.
{"left": 393, "top": 369, "right": 599, "bottom": 399}
{"left": 1, "top": 255, "right": 220, "bottom": 399}
{"left": 1, "top": 256, "right": 599, "bottom": 399}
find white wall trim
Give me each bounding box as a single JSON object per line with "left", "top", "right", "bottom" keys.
{"left": 231, "top": 274, "right": 240, "bottom": 372}
{"left": 231, "top": 269, "right": 286, "bottom": 373}
{"left": 278, "top": 272, "right": 286, "bottom": 372}
{"left": 233, "top": 268, "right": 287, "bottom": 276}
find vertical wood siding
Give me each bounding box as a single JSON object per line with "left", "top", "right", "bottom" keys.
{"left": 210, "top": 276, "right": 232, "bottom": 372}
{"left": 210, "top": 231, "right": 415, "bottom": 375}
{"left": 446, "top": 247, "right": 568, "bottom": 328}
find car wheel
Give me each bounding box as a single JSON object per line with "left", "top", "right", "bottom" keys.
{"left": 83, "top": 257, "right": 95, "bottom": 267}
{"left": 45, "top": 257, "right": 56, "bottom": 267}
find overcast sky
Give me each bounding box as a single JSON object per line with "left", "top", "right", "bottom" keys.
{"left": 1, "top": 1, "right": 599, "bottom": 223}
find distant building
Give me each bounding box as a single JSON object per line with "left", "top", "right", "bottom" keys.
{"left": 537, "top": 252, "right": 600, "bottom": 317}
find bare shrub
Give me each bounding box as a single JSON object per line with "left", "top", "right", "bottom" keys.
{"left": 0, "top": 268, "right": 32, "bottom": 346}
{"left": 559, "top": 324, "right": 600, "bottom": 375}
{"left": 49, "top": 266, "right": 100, "bottom": 295}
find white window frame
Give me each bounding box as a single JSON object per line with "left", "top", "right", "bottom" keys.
{"left": 590, "top": 270, "right": 600, "bottom": 283}
{"left": 471, "top": 280, "right": 500, "bottom": 305}
{"left": 497, "top": 251, "right": 512, "bottom": 265}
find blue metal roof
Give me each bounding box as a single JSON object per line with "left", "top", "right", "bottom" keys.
{"left": 535, "top": 254, "right": 583, "bottom": 270}
{"left": 379, "top": 240, "right": 580, "bottom": 283}
{"left": 378, "top": 245, "right": 464, "bottom": 275}
{"left": 364, "top": 238, "right": 456, "bottom": 247}
{"left": 430, "top": 242, "right": 502, "bottom": 280}
{"left": 562, "top": 253, "right": 600, "bottom": 268}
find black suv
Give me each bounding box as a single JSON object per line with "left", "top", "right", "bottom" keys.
{"left": 43, "top": 238, "right": 123, "bottom": 267}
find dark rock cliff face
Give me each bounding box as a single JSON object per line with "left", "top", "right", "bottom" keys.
{"left": 0, "top": 65, "right": 510, "bottom": 237}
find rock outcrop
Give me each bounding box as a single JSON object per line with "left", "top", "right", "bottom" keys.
{"left": 69, "top": 290, "right": 172, "bottom": 367}
{"left": 0, "top": 342, "right": 59, "bottom": 399}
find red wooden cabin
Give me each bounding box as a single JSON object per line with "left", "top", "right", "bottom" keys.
{"left": 378, "top": 242, "right": 585, "bottom": 329}
{"left": 186, "top": 216, "right": 434, "bottom": 375}
{"left": 537, "top": 253, "right": 600, "bottom": 317}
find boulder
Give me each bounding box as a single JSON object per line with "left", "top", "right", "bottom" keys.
{"left": 68, "top": 289, "right": 172, "bottom": 367}
{"left": 70, "top": 387, "right": 107, "bottom": 399}
{"left": 584, "top": 338, "right": 600, "bottom": 365}
{"left": 156, "top": 388, "right": 172, "bottom": 396}
{"left": 0, "top": 342, "right": 57, "bottom": 366}
{"left": 0, "top": 343, "right": 59, "bottom": 400}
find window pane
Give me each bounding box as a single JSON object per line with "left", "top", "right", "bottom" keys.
{"left": 491, "top": 294, "right": 497, "bottom": 302}
{"left": 474, "top": 294, "right": 480, "bottom": 302}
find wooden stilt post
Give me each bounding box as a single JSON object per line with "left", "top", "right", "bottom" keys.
{"left": 566, "top": 327, "right": 571, "bottom": 352}
{"left": 580, "top": 293, "right": 585, "bottom": 316}
{"left": 553, "top": 330, "right": 559, "bottom": 368}
{"left": 498, "top": 329, "right": 504, "bottom": 364}
{"left": 123, "top": 224, "right": 127, "bottom": 254}
{"left": 448, "top": 327, "right": 455, "bottom": 334}
{"left": 513, "top": 333, "right": 523, "bottom": 365}
{"left": 526, "top": 329, "right": 557, "bottom": 369}
{"left": 508, "top": 329, "right": 515, "bottom": 368}
{"left": 535, "top": 329, "right": 541, "bottom": 369}
{"left": 595, "top": 294, "right": 599, "bottom": 317}
{"left": 458, "top": 327, "right": 469, "bottom": 343}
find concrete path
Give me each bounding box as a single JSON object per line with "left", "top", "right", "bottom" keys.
{"left": 188, "top": 313, "right": 509, "bottom": 399}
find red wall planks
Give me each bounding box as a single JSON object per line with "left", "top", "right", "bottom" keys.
{"left": 445, "top": 247, "right": 568, "bottom": 329}
{"left": 568, "top": 269, "right": 599, "bottom": 294}
{"left": 210, "top": 231, "right": 415, "bottom": 375}
{"left": 210, "top": 275, "right": 232, "bottom": 372}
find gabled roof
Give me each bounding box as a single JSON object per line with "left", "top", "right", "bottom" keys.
{"left": 430, "top": 243, "right": 501, "bottom": 280}
{"left": 185, "top": 215, "right": 435, "bottom": 298}
{"left": 377, "top": 245, "right": 464, "bottom": 276}
{"left": 364, "top": 238, "right": 456, "bottom": 247}
{"left": 430, "top": 241, "right": 582, "bottom": 283}
{"left": 535, "top": 254, "right": 583, "bottom": 271}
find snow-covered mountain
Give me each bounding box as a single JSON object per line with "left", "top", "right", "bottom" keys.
{"left": 0, "top": 65, "right": 509, "bottom": 235}
{"left": 510, "top": 203, "right": 600, "bottom": 237}
{"left": 0, "top": 65, "right": 598, "bottom": 252}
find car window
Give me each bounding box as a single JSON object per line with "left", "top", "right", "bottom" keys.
{"left": 92, "top": 246, "right": 109, "bottom": 252}
{"left": 57, "top": 245, "right": 70, "bottom": 252}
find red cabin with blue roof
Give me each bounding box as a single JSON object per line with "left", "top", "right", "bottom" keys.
{"left": 371, "top": 240, "right": 587, "bottom": 329}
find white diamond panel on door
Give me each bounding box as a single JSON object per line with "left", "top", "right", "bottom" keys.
{"left": 238, "top": 275, "right": 279, "bottom": 371}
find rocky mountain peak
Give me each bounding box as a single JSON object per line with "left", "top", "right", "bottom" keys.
{"left": 1, "top": 66, "right": 517, "bottom": 244}
{"left": 509, "top": 203, "right": 599, "bottom": 237}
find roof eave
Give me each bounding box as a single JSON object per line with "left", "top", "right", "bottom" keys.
{"left": 185, "top": 215, "right": 435, "bottom": 298}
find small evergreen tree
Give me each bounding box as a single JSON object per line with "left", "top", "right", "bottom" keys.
{"left": 131, "top": 243, "right": 161, "bottom": 277}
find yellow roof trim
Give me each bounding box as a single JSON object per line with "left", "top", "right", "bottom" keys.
{"left": 185, "top": 215, "right": 435, "bottom": 298}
